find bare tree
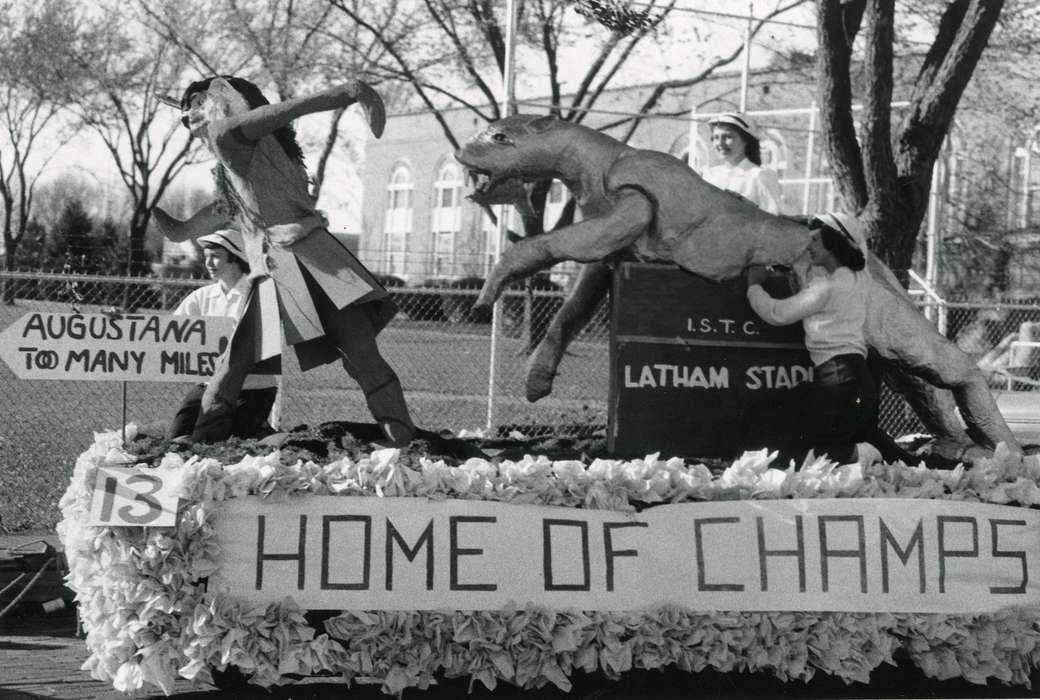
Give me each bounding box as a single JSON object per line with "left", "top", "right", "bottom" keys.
{"left": 0, "top": 0, "right": 77, "bottom": 290}
{"left": 0, "top": 87, "right": 65, "bottom": 279}
{"left": 816, "top": 0, "right": 1008, "bottom": 273}
{"left": 70, "top": 34, "right": 197, "bottom": 275}
{"left": 11, "top": 2, "right": 200, "bottom": 276}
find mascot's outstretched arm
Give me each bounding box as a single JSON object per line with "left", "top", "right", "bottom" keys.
{"left": 209, "top": 79, "right": 386, "bottom": 143}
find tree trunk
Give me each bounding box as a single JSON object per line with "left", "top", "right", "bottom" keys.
{"left": 3, "top": 239, "right": 18, "bottom": 305}
{"left": 128, "top": 206, "right": 151, "bottom": 277}
{"left": 815, "top": 0, "right": 868, "bottom": 212}
{"left": 817, "top": 0, "right": 1004, "bottom": 279}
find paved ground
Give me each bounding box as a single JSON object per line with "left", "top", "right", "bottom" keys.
{"left": 4, "top": 533, "right": 1040, "bottom": 699}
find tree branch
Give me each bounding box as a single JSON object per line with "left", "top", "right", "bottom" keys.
{"left": 816, "top": 0, "right": 868, "bottom": 211}
{"left": 575, "top": 0, "right": 675, "bottom": 125}
{"left": 132, "top": 1, "right": 220, "bottom": 74}
{"left": 327, "top": 0, "right": 463, "bottom": 149}
{"left": 861, "top": 0, "right": 897, "bottom": 214}
{"left": 901, "top": 0, "right": 1004, "bottom": 174}
{"left": 424, "top": 0, "right": 499, "bottom": 112}
{"left": 539, "top": 2, "right": 564, "bottom": 116}
{"left": 565, "top": 32, "right": 622, "bottom": 121}
{"left": 616, "top": 0, "right": 807, "bottom": 142}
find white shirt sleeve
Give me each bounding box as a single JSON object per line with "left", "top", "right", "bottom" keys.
{"left": 747, "top": 277, "right": 830, "bottom": 326}
{"left": 173, "top": 288, "right": 203, "bottom": 316}
{"left": 752, "top": 167, "right": 783, "bottom": 215}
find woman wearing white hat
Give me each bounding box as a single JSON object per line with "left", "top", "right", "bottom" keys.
{"left": 746, "top": 212, "right": 874, "bottom": 464}
{"left": 702, "top": 113, "right": 783, "bottom": 215}
{"left": 170, "top": 228, "right": 279, "bottom": 440}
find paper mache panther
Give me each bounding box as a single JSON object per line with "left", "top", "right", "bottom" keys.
{"left": 455, "top": 114, "right": 1019, "bottom": 464}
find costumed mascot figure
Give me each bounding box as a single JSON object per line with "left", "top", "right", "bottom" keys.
{"left": 155, "top": 76, "right": 415, "bottom": 447}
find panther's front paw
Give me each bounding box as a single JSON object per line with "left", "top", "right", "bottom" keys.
{"left": 525, "top": 352, "right": 557, "bottom": 402}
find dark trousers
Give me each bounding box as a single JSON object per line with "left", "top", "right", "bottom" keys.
{"left": 171, "top": 383, "right": 277, "bottom": 439}
{"left": 192, "top": 282, "right": 415, "bottom": 445}
{"left": 770, "top": 353, "right": 872, "bottom": 465}
{"left": 797, "top": 353, "right": 874, "bottom": 464}
{"left": 777, "top": 353, "right": 926, "bottom": 467}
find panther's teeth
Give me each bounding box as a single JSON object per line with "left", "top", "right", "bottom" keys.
{"left": 465, "top": 169, "right": 494, "bottom": 195}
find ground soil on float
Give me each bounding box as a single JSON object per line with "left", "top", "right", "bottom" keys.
{"left": 124, "top": 420, "right": 733, "bottom": 471}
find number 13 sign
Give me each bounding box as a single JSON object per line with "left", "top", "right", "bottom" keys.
{"left": 88, "top": 467, "right": 179, "bottom": 527}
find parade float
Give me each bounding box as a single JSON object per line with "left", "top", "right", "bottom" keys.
{"left": 46, "top": 97, "right": 1040, "bottom": 696}
{"left": 57, "top": 425, "right": 1040, "bottom": 696}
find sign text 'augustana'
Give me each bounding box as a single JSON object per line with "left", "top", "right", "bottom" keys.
{"left": 0, "top": 312, "right": 233, "bottom": 382}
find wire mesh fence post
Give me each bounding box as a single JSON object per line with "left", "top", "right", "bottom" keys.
{"left": 486, "top": 299, "right": 500, "bottom": 433}
{"left": 121, "top": 381, "right": 128, "bottom": 445}
{"left": 486, "top": 0, "right": 520, "bottom": 436}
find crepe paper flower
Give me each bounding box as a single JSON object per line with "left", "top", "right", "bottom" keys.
{"left": 60, "top": 431, "right": 1040, "bottom": 696}
{"left": 111, "top": 661, "right": 145, "bottom": 693}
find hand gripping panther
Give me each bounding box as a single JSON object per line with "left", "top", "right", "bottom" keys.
{"left": 456, "top": 114, "right": 1019, "bottom": 461}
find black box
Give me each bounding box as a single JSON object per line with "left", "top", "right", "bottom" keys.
{"left": 608, "top": 262, "right": 812, "bottom": 458}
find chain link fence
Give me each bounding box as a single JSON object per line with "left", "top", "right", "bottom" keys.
{"left": 2, "top": 269, "right": 1038, "bottom": 530}
{"left": 0, "top": 269, "right": 609, "bottom": 476}
{"left": 877, "top": 297, "right": 1040, "bottom": 436}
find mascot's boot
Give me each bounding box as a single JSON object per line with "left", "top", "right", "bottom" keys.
{"left": 191, "top": 395, "right": 236, "bottom": 443}
{"left": 363, "top": 374, "right": 416, "bottom": 448}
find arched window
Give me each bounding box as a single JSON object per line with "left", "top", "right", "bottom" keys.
{"left": 431, "top": 162, "right": 462, "bottom": 276}
{"left": 1010, "top": 126, "right": 1040, "bottom": 230}
{"left": 384, "top": 164, "right": 413, "bottom": 277}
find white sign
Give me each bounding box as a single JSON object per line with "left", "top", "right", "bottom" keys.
{"left": 88, "top": 467, "right": 180, "bottom": 527}
{"left": 211, "top": 497, "right": 1040, "bottom": 614}
{"left": 0, "top": 312, "right": 233, "bottom": 382}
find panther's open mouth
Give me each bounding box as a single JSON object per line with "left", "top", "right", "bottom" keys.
{"left": 465, "top": 168, "right": 495, "bottom": 198}
{"left": 461, "top": 167, "right": 535, "bottom": 224}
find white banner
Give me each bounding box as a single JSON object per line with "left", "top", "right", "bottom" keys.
{"left": 0, "top": 312, "right": 233, "bottom": 382}
{"left": 211, "top": 497, "right": 1040, "bottom": 613}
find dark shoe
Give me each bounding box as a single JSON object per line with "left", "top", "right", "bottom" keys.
{"left": 191, "top": 400, "right": 236, "bottom": 443}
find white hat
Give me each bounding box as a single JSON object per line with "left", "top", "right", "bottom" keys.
{"left": 197, "top": 228, "right": 246, "bottom": 262}
{"left": 812, "top": 212, "right": 869, "bottom": 257}
{"left": 708, "top": 112, "right": 759, "bottom": 141}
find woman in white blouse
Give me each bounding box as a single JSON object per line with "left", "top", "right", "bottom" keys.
{"left": 702, "top": 113, "right": 783, "bottom": 215}
{"left": 746, "top": 212, "right": 869, "bottom": 464}
{"left": 746, "top": 213, "right": 958, "bottom": 468}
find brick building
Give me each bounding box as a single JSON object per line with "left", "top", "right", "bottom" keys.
{"left": 356, "top": 63, "right": 1039, "bottom": 296}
